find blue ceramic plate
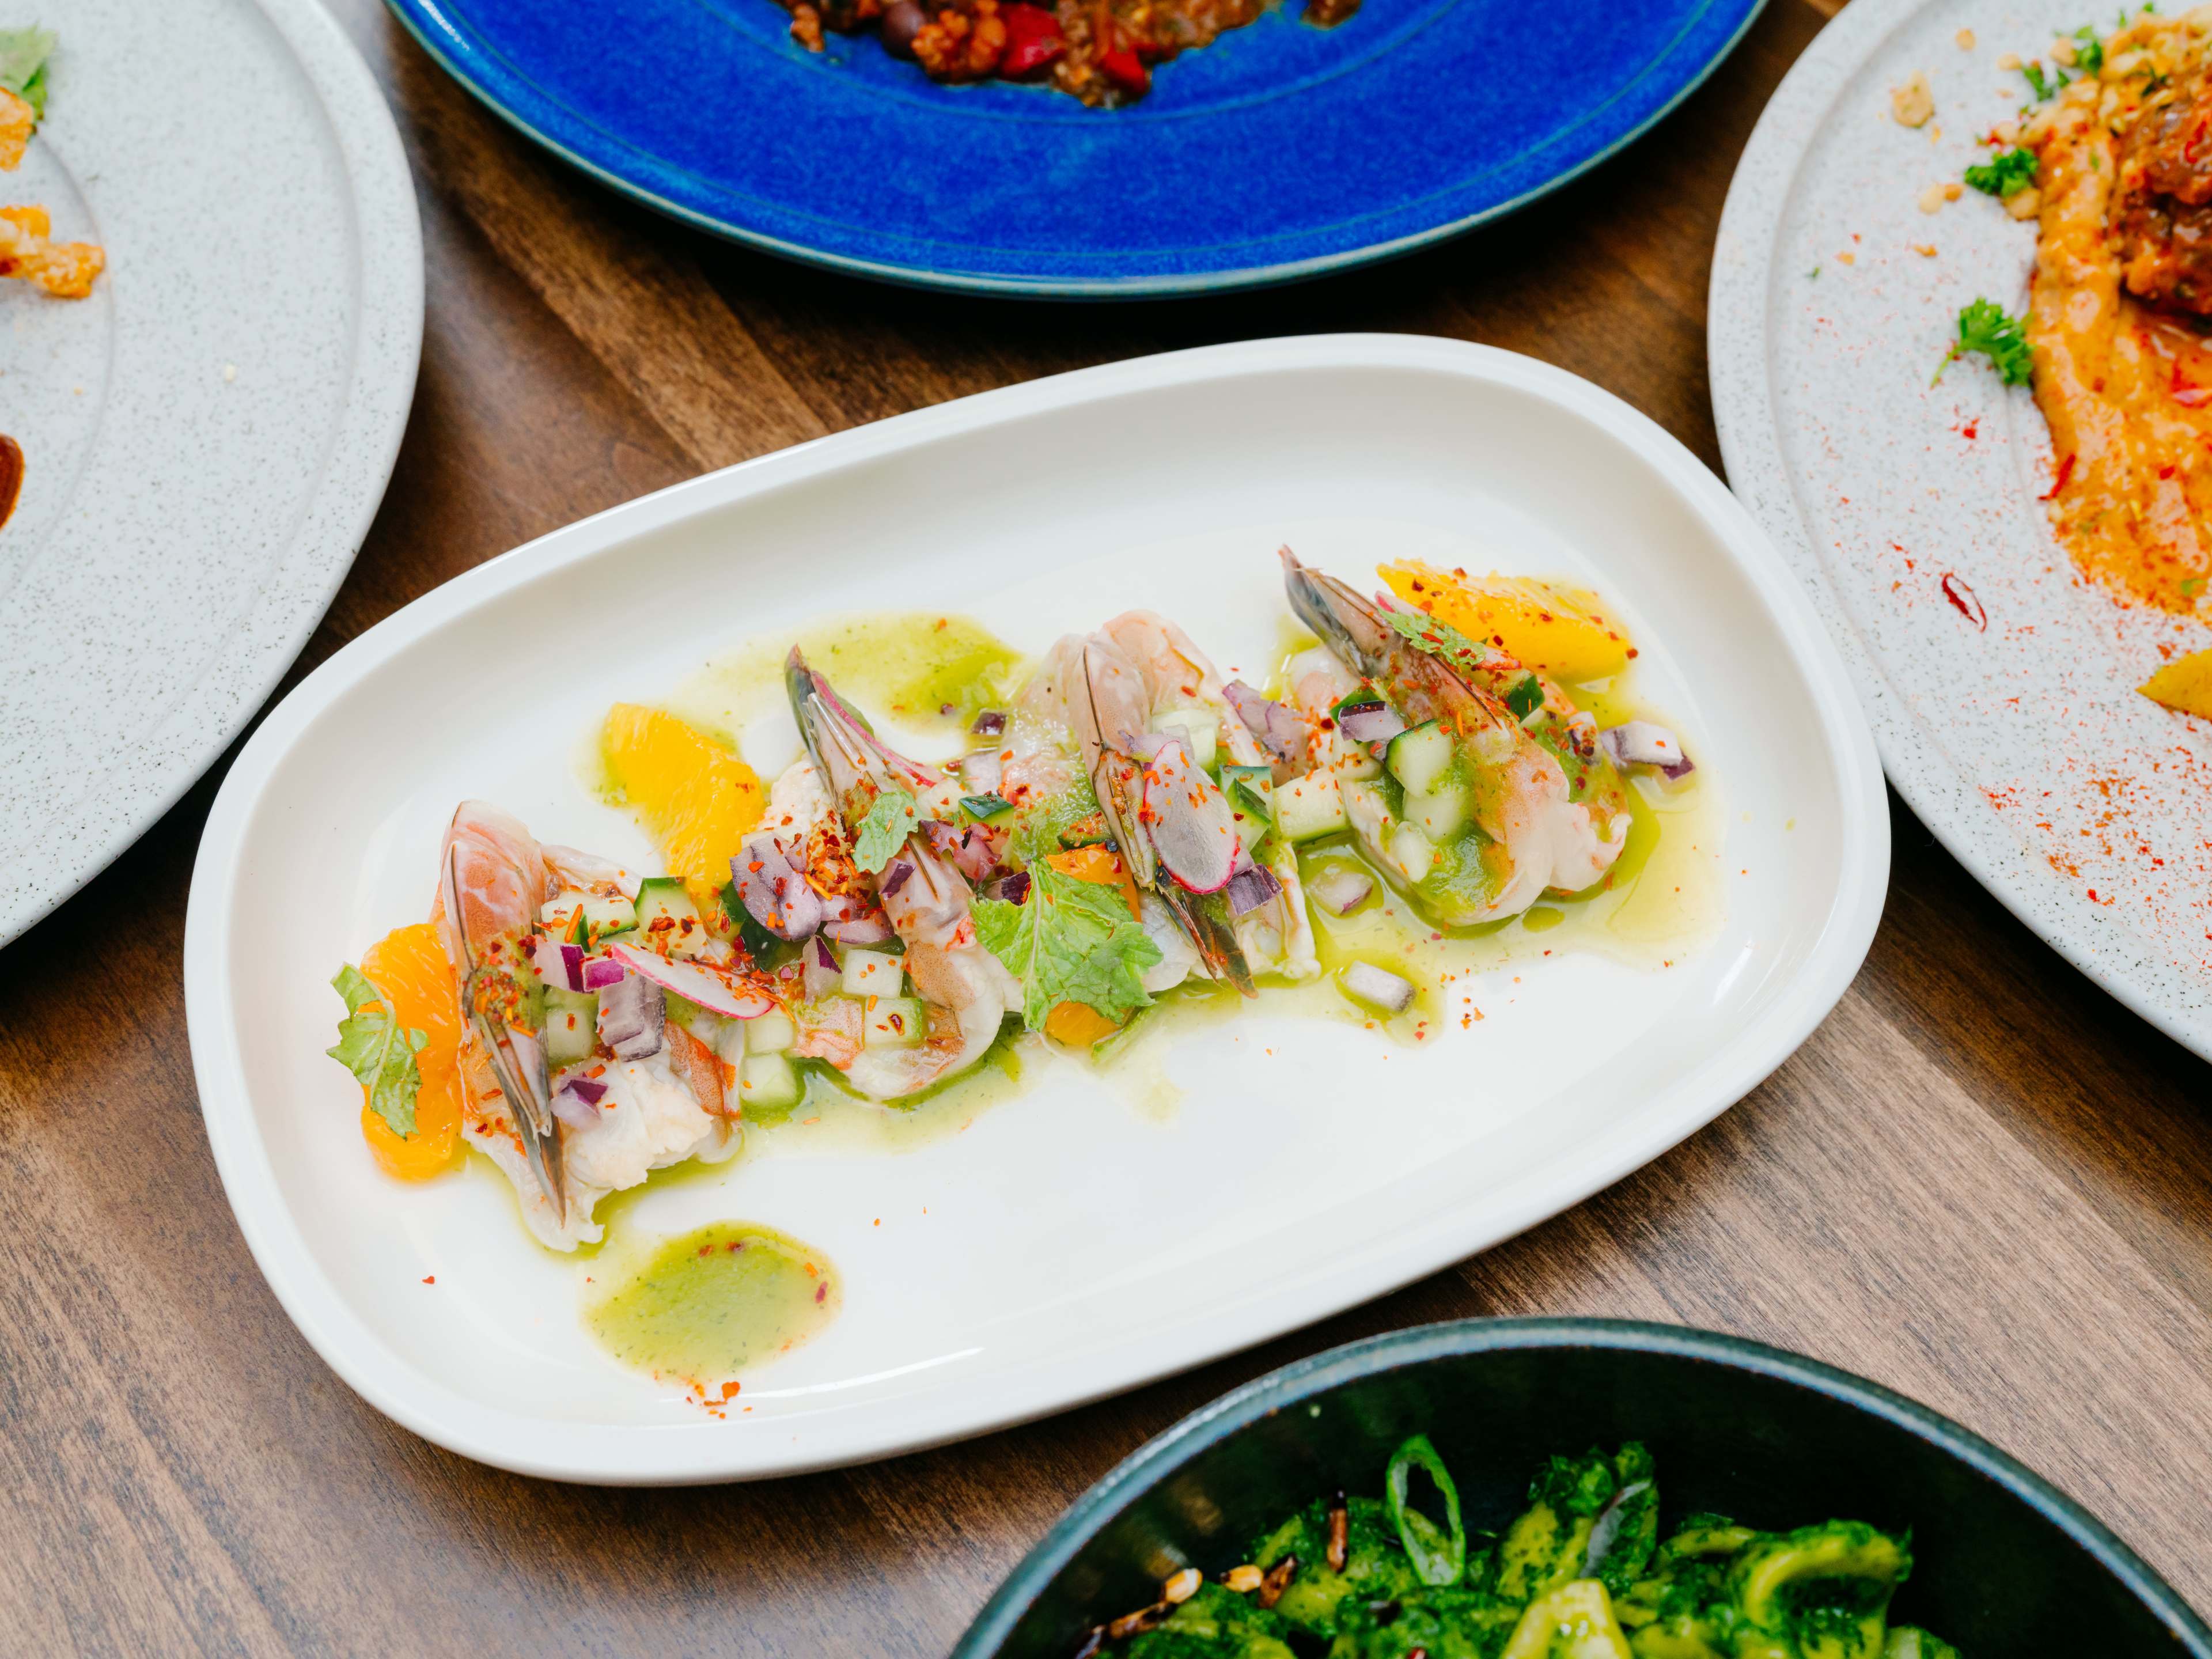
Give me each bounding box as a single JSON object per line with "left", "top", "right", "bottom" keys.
{"left": 384, "top": 0, "right": 1766, "bottom": 294}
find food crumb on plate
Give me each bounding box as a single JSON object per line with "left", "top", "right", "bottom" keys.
{"left": 1891, "top": 71, "right": 1934, "bottom": 127}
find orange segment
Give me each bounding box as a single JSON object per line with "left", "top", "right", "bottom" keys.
{"left": 354, "top": 923, "right": 464, "bottom": 1179}
{"left": 600, "top": 705, "right": 765, "bottom": 906}
{"left": 1379, "top": 560, "right": 1631, "bottom": 683}
{"left": 1044, "top": 1001, "right": 1122, "bottom": 1048}
{"left": 2142, "top": 646, "right": 2212, "bottom": 718}
{"left": 1046, "top": 844, "right": 1142, "bottom": 919}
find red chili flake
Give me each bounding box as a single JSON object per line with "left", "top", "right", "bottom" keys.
{"left": 2042, "top": 452, "right": 2078, "bottom": 498}
{"left": 421, "top": 1275, "right": 435, "bottom": 1285}
{"left": 2160, "top": 464, "right": 2179, "bottom": 480}
{"left": 1941, "top": 572, "right": 1987, "bottom": 630}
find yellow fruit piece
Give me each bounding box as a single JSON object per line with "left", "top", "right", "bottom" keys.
{"left": 1045, "top": 844, "right": 1142, "bottom": 919}
{"left": 2141, "top": 647, "right": 2212, "bottom": 718}
{"left": 600, "top": 705, "right": 765, "bottom": 902}
{"left": 1044, "top": 1000, "right": 1122, "bottom": 1048}
{"left": 355, "top": 923, "right": 464, "bottom": 1180}
{"left": 1379, "top": 560, "right": 1632, "bottom": 683}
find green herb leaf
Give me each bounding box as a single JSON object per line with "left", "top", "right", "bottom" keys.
{"left": 1503, "top": 673, "right": 1545, "bottom": 721}
{"left": 960, "top": 792, "right": 1013, "bottom": 820}
{"left": 1964, "top": 146, "right": 2038, "bottom": 197}
{"left": 718, "top": 879, "right": 779, "bottom": 963}
{"left": 327, "top": 964, "right": 427, "bottom": 1138}
{"left": 851, "top": 783, "right": 919, "bottom": 875}
{"left": 1934, "top": 297, "right": 2033, "bottom": 387}
{"left": 973, "top": 861, "right": 1160, "bottom": 1031}
{"left": 1385, "top": 1435, "right": 1467, "bottom": 1587}
{"left": 2022, "top": 60, "right": 2068, "bottom": 100}
{"left": 2071, "top": 22, "right": 2105, "bottom": 73}
{"left": 1221, "top": 763, "right": 1274, "bottom": 826}
{"left": 0, "top": 26, "right": 53, "bottom": 118}
{"left": 1382, "top": 604, "right": 1498, "bottom": 677}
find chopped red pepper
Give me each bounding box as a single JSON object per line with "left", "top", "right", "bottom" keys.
{"left": 998, "top": 3, "right": 1064, "bottom": 74}
{"left": 1099, "top": 46, "right": 1148, "bottom": 93}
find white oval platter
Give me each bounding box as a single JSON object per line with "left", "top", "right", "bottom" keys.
{"left": 184, "top": 335, "right": 1888, "bottom": 1483}
{"left": 0, "top": 0, "right": 422, "bottom": 944}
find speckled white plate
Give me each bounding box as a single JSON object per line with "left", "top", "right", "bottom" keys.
{"left": 1713, "top": 0, "right": 2212, "bottom": 1058}
{"left": 0, "top": 0, "right": 421, "bottom": 944}
{"left": 185, "top": 336, "right": 1889, "bottom": 1483}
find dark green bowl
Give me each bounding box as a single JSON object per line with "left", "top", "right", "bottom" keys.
{"left": 954, "top": 1319, "right": 2211, "bottom": 1657}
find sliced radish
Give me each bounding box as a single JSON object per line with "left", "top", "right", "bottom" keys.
{"left": 606, "top": 940, "right": 778, "bottom": 1020}
{"left": 1139, "top": 736, "right": 1241, "bottom": 895}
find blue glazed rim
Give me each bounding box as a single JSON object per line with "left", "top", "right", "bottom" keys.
{"left": 379, "top": 0, "right": 1770, "bottom": 298}
{"left": 951, "top": 1317, "right": 2212, "bottom": 1654}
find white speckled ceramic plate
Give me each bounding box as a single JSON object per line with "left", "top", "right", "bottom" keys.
{"left": 1712, "top": 0, "right": 2212, "bottom": 1058}
{"left": 0, "top": 0, "right": 421, "bottom": 944}
{"left": 185, "top": 336, "right": 1889, "bottom": 1482}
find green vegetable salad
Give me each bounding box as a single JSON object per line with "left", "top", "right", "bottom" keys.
{"left": 1092, "top": 1438, "right": 1957, "bottom": 1659}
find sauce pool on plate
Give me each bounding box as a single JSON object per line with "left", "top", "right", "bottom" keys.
{"left": 584, "top": 1221, "right": 840, "bottom": 1384}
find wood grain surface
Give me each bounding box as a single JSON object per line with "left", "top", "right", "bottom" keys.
{"left": 7, "top": 0, "right": 2210, "bottom": 1651}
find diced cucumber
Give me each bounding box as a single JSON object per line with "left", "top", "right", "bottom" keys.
{"left": 841, "top": 948, "right": 905, "bottom": 998}
{"left": 1385, "top": 721, "right": 1455, "bottom": 796}
{"left": 1220, "top": 764, "right": 1274, "bottom": 828}
{"left": 1388, "top": 823, "right": 1437, "bottom": 883}
{"left": 738, "top": 1052, "right": 801, "bottom": 1111}
{"left": 543, "top": 987, "right": 599, "bottom": 1065}
{"left": 1335, "top": 746, "right": 1382, "bottom": 782}
{"left": 543, "top": 888, "right": 637, "bottom": 941}
{"left": 961, "top": 793, "right": 1018, "bottom": 830}
{"left": 918, "top": 777, "right": 963, "bottom": 823}
{"left": 635, "top": 877, "right": 717, "bottom": 959}
{"left": 1275, "top": 771, "right": 1348, "bottom": 842}
{"left": 745, "top": 1009, "right": 797, "bottom": 1055}
{"left": 1408, "top": 783, "right": 1468, "bottom": 843}
{"left": 1147, "top": 707, "right": 1217, "bottom": 772}
{"left": 862, "top": 996, "right": 924, "bottom": 1048}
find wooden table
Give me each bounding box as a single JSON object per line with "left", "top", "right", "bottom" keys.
{"left": 10, "top": 0, "right": 2212, "bottom": 1648}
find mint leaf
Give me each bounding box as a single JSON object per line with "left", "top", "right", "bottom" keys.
{"left": 1382, "top": 604, "right": 1547, "bottom": 717}
{"left": 974, "top": 861, "right": 1160, "bottom": 1031}
{"left": 851, "top": 783, "right": 918, "bottom": 874}
{"left": 0, "top": 28, "right": 54, "bottom": 118}
{"left": 327, "top": 964, "right": 427, "bottom": 1137}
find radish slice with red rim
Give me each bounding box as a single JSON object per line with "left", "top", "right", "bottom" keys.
{"left": 605, "top": 941, "right": 778, "bottom": 1020}
{"left": 1138, "top": 735, "right": 1241, "bottom": 895}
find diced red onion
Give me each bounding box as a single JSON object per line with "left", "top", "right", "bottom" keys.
{"left": 1138, "top": 736, "right": 1241, "bottom": 895}
{"left": 1307, "top": 868, "right": 1374, "bottom": 915}
{"left": 1224, "top": 679, "right": 1309, "bottom": 764}
{"left": 971, "top": 710, "right": 1007, "bottom": 736}
{"left": 802, "top": 935, "right": 843, "bottom": 1001}
{"left": 550, "top": 1074, "right": 608, "bottom": 1128}
{"left": 982, "top": 871, "right": 1031, "bottom": 905}
{"left": 596, "top": 973, "right": 665, "bottom": 1060}
{"left": 1599, "top": 721, "right": 1695, "bottom": 781}
{"left": 606, "top": 940, "right": 778, "bottom": 1020}
{"left": 1335, "top": 699, "right": 1405, "bottom": 744}
{"left": 733, "top": 834, "right": 823, "bottom": 940}
{"left": 531, "top": 936, "right": 586, "bottom": 991}
{"left": 1342, "top": 961, "right": 1415, "bottom": 1014}
{"left": 580, "top": 955, "right": 626, "bottom": 991}
{"left": 952, "top": 827, "right": 1000, "bottom": 883}
{"left": 824, "top": 915, "right": 896, "bottom": 945}
{"left": 881, "top": 859, "right": 914, "bottom": 898}
{"left": 960, "top": 749, "right": 1003, "bottom": 796}
{"left": 1225, "top": 864, "right": 1282, "bottom": 917}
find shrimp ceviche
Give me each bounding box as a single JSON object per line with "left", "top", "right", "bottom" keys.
{"left": 326, "top": 554, "right": 1700, "bottom": 1250}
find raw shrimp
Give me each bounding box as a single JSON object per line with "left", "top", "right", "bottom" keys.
{"left": 1279, "top": 550, "right": 1628, "bottom": 925}
{"left": 787, "top": 650, "right": 1020, "bottom": 1100}
{"left": 435, "top": 801, "right": 741, "bottom": 1252}
{"left": 1097, "top": 609, "right": 1318, "bottom": 982}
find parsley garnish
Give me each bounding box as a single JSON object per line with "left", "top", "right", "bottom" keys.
{"left": 851, "top": 783, "right": 918, "bottom": 874}
{"left": 2070, "top": 23, "right": 2105, "bottom": 72}
{"left": 0, "top": 26, "right": 53, "bottom": 118}
{"left": 2022, "top": 60, "right": 2067, "bottom": 100}
{"left": 1965, "top": 147, "right": 2038, "bottom": 196}
{"left": 327, "top": 965, "right": 428, "bottom": 1137}
{"left": 974, "top": 859, "right": 1160, "bottom": 1031}
{"left": 1934, "top": 298, "right": 2033, "bottom": 387}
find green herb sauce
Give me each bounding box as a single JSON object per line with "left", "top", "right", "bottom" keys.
{"left": 584, "top": 1221, "right": 838, "bottom": 1383}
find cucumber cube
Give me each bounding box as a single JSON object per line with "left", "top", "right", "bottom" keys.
{"left": 738, "top": 1052, "right": 801, "bottom": 1111}
{"left": 1409, "top": 785, "right": 1468, "bottom": 843}
{"left": 1385, "top": 721, "right": 1455, "bottom": 796}
{"left": 862, "top": 996, "right": 925, "bottom": 1048}
{"left": 1275, "top": 771, "right": 1348, "bottom": 842}
{"left": 543, "top": 987, "right": 599, "bottom": 1066}
{"left": 1147, "top": 707, "right": 1217, "bottom": 772}
{"left": 841, "top": 948, "right": 905, "bottom": 998}
{"left": 745, "top": 1009, "right": 797, "bottom": 1055}
{"left": 1388, "top": 823, "right": 1437, "bottom": 884}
